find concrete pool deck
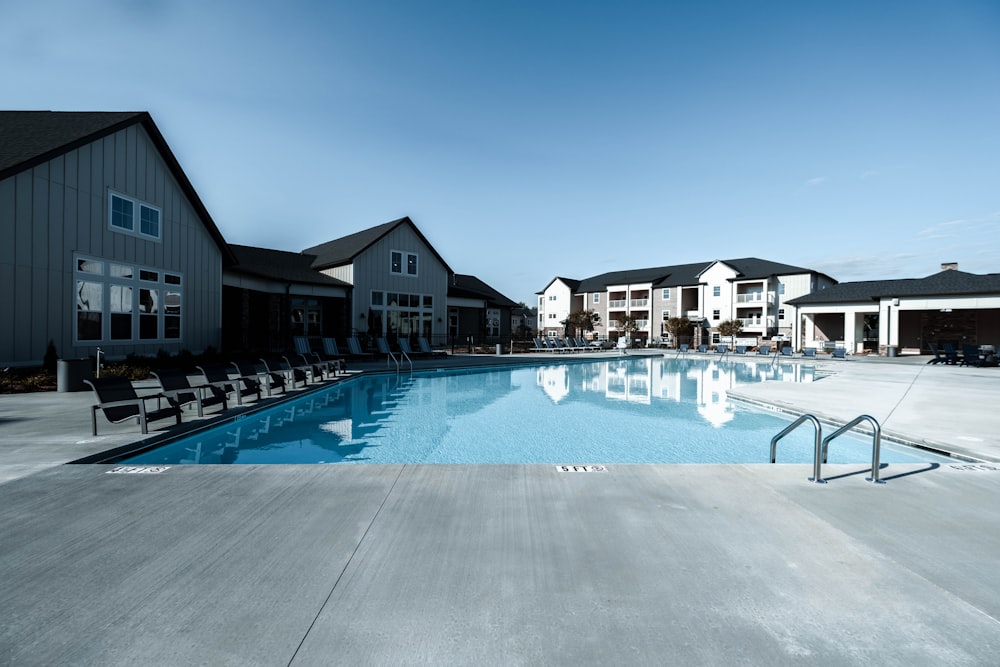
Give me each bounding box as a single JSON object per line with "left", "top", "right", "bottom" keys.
{"left": 1, "top": 352, "right": 999, "bottom": 664}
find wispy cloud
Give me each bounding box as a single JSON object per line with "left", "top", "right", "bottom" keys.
{"left": 859, "top": 170, "right": 878, "bottom": 179}
{"left": 805, "top": 176, "right": 826, "bottom": 186}
{"left": 811, "top": 254, "right": 919, "bottom": 281}
{"left": 918, "top": 219, "right": 967, "bottom": 240}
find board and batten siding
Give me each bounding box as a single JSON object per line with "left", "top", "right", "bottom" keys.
{"left": 350, "top": 223, "right": 449, "bottom": 333}
{"left": 0, "top": 124, "right": 223, "bottom": 365}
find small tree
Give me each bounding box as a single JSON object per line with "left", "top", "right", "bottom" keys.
{"left": 663, "top": 317, "right": 694, "bottom": 349}
{"left": 567, "top": 309, "right": 602, "bottom": 339}
{"left": 616, "top": 313, "right": 639, "bottom": 342}
{"left": 718, "top": 319, "right": 744, "bottom": 348}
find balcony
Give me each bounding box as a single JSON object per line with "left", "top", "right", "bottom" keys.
{"left": 608, "top": 299, "right": 627, "bottom": 309}
{"left": 630, "top": 298, "right": 649, "bottom": 308}
{"left": 736, "top": 292, "right": 774, "bottom": 305}
{"left": 739, "top": 318, "right": 763, "bottom": 328}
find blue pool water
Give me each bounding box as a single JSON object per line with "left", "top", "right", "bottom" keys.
{"left": 120, "top": 357, "right": 947, "bottom": 465}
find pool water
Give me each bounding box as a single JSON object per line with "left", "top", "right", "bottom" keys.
{"left": 120, "top": 357, "right": 946, "bottom": 465}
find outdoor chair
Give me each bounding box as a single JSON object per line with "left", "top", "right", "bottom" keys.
{"left": 197, "top": 363, "right": 260, "bottom": 406}
{"left": 260, "top": 356, "right": 309, "bottom": 388}
{"left": 734, "top": 345, "right": 747, "bottom": 355}
{"left": 677, "top": 343, "right": 689, "bottom": 354}
{"left": 85, "top": 375, "right": 182, "bottom": 436}
{"left": 757, "top": 345, "right": 771, "bottom": 356}
{"left": 831, "top": 348, "right": 847, "bottom": 359}
{"left": 397, "top": 338, "right": 426, "bottom": 358}
{"left": 927, "top": 343, "right": 949, "bottom": 364}
{"left": 151, "top": 368, "right": 228, "bottom": 417}
{"left": 697, "top": 344, "right": 709, "bottom": 353}
{"left": 232, "top": 359, "right": 285, "bottom": 396}
{"left": 960, "top": 344, "right": 983, "bottom": 367}
{"left": 780, "top": 346, "right": 793, "bottom": 357}
{"left": 941, "top": 342, "right": 960, "bottom": 364}
{"left": 803, "top": 347, "right": 817, "bottom": 358}
{"left": 531, "top": 337, "right": 548, "bottom": 352}
{"left": 715, "top": 344, "right": 729, "bottom": 355}
{"left": 347, "top": 337, "right": 375, "bottom": 358}
{"left": 418, "top": 337, "right": 447, "bottom": 357}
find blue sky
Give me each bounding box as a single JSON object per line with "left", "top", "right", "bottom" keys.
{"left": 4, "top": 0, "right": 999, "bottom": 304}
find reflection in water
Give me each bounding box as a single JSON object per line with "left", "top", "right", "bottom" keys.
{"left": 119, "top": 358, "right": 939, "bottom": 466}
{"left": 537, "top": 358, "right": 815, "bottom": 427}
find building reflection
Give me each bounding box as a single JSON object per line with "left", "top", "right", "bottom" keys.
{"left": 534, "top": 357, "right": 815, "bottom": 428}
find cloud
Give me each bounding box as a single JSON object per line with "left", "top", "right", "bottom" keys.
{"left": 805, "top": 176, "right": 826, "bottom": 186}
{"left": 811, "top": 254, "right": 919, "bottom": 281}
{"left": 917, "top": 219, "right": 967, "bottom": 240}
{"left": 859, "top": 170, "right": 878, "bottom": 179}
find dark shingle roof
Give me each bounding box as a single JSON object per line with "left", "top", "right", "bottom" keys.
{"left": 303, "top": 216, "right": 454, "bottom": 274}
{"left": 228, "top": 245, "right": 351, "bottom": 288}
{"left": 449, "top": 274, "right": 518, "bottom": 308}
{"left": 787, "top": 270, "right": 1000, "bottom": 305}
{"left": 536, "top": 276, "right": 581, "bottom": 294}
{"left": 571, "top": 258, "right": 825, "bottom": 293}
{"left": 0, "top": 111, "right": 235, "bottom": 264}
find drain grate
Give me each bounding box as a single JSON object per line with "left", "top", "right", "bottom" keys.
{"left": 556, "top": 465, "right": 607, "bottom": 473}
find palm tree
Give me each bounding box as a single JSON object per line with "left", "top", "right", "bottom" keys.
{"left": 616, "top": 312, "right": 639, "bottom": 344}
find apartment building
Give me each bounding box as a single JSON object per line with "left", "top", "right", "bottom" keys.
{"left": 538, "top": 258, "right": 835, "bottom": 347}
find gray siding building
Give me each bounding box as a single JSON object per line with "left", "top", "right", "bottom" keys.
{"left": 0, "top": 111, "right": 233, "bottom": 366}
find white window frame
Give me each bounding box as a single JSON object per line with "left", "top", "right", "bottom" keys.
{"left": 712, "top": 309, "right": 720, "bottom": 321}
{"left": 712, "top": 285, "right": 721, "bottom": 297}
{"left": 390, "top": 249, "right": 418, "bottom": 277}
{"left": 73, "top": 253, "right": 181, "bottom": 344}
{"left": 109, "top": 191, "right": 161, "bottom": 241}
{"left": 593, "top": 293, "right": 600, "bottom": 304}
{"left": 662, "top": 288, "right": 670, "bottom": 300}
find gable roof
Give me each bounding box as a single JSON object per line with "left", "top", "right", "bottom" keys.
{"left": 787, "top": 270, "right": 1000, "bottom": 305}
{"left": 0, "top": 110, "right": 235, "bottom": 264}
{"left": 228, "top": 244, "right": 351, "bottom": 288}
{"left": 303, "top": 216, "right": 454, "bottom": 274}
{"left": 536, "top": 276, "right": 581, "bottom": 295}
{"left": 702, "top": 257, "right": 826, "bottom": 281}
{"left": 449, "top": 274, "right": 518, "bottom": 308}
{"left": 570, "top": 258, "right": 826, "bottom": 293}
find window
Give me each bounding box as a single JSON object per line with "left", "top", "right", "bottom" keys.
{"left": 549, "top": 295, "right": 556, "bottom": 301}
{"left": 110, "top": 194, "right": 133, "bottom": 232}
{"left": 593, "top": 293, "right": 600, "bottom": 304}
{"left": 779, "top": 283, "right": 786, "bottom": 295}
{"left": 662, "top": 288, "right": 670, "bottom": 300}
{"left": 712, "top": 286, "right": 721, "bottom": 297}
{"left": 712, "top": 309, "right": 720, "bottom": 320}
{"left": 778, "top": 308, "right": 785, "bottom": 320}
{"left": 109, "top": 192, "right": 161, "bottom": 240}
{"left": 662, "top": 311, "right": 670, "bottom": 320}
{"left": 389, "top": 250, "right": 418, "bottom": 276}
{"left": 73, "top": 254, "right": 182, "bottom": 344}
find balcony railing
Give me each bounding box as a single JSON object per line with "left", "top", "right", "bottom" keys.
{"left": 608, "top": 299, "right": 627, "bottom": 309}
{"left": 630, "top": 298, "right": 649, "bottom": 308}
{"left": 736, "top": 293, "right": 763, "bottom": 303}
{"left": 739, "top": 318, "right": 763, "bottom": 328}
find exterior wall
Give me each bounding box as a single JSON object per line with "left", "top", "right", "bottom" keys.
{"left": 350, "top": 223, "right": 449, "bottom": 339}
{"left": 0, "top": 124, "right": 223, "bottom": 365}
{"left": 700, "top": 263, "right": 738, "bottom": 341}
{"left": 538, "top": 280, "right": 575, "bottom": 337}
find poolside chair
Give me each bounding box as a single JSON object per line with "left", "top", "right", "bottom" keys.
{"left": 531, "top": 337, "right": 548, "bottom": 352}
{"left": 734, "top": 345, "right": 747, "bottom": 355}
{"left": 803, "top": 347, "right": 817, "bottom": 358}
{"left": 927, "top": 343, "right": 948, "bottom": 365}
{"left": 261, "top": 355, "right": 309, "bottom": 388}
{"left": 831, "top": 348, "right": 847, "bottom": 359}
{"left": 757, "top": 345, "right": 771, "bottom": 356}
{"left": 715, "top": 344, "right": 729, "bottom": 355}
{"left": 293, "top": 337, "right": 340, "bottom": 378}
{"left": 347, "top": 336, "right": 375, "bottom": 358}
{"left": 151, "top": 368, "right": 228, "bottom": 418}
{"left": 197, "top": 363, "right": 260, "bottom": 406}
{"left": 417, "top": 337, "right": 447, "bottom": 357}
{"left": 231, "top": 359, "right": 285, "bottom": 396}
{"left": 941, "top": 342, "right": 960, "bottom": 365}
{"left": 397, "top": 338, "right": 425, "bottom": 358}
{"left": 697, "top": 344, "right": 709, "bottom": 353}
{"left": 780, "top": 346, "right": 793, "bottom": 357}
{"left": 960, "top": 344, "right": 983, "bottom": 367}
{"left": 677, "top": 343, "right": 689, "bottom": 355}
{"left": 85, "top": 375, "right": 182, "bottom": 436}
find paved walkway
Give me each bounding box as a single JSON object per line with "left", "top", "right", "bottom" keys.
{"left": 1, "top": 352, "right": 998, "bottom": 664}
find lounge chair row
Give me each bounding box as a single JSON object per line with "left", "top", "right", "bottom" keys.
{"left": 86, "top": 349, "right": 349, "bottom": 436}
{"left": 928, "top": 342, "right": 998, "bottom": 367}
{"left": 531, "top": 337, "right": 599, "bottom": 353}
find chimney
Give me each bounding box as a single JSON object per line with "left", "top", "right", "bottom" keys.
{"left": 941, "top": 262, "right": 958, "bottom": 271}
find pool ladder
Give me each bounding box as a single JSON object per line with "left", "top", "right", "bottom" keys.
{"left": 770, "top": 414, "right": 884, "bottom": 484}
{"left": 384, "top": 347, "right": 413, "bottom": 374}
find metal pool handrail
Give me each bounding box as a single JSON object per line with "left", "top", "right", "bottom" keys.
{"left": 820, "top": 414, "right": 884, "bottom": 484}
{"left": 770, "top": 414, "right": 824, "bottom": 482}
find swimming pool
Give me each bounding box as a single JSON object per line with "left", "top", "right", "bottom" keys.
{"left": 117, "top": 357, "right": 949, "bottom": 465}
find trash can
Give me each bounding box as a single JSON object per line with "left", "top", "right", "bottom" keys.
{"left": 886, "top": 346, "right": 898, "bottom": 358}
{"left": 496, "top": 344, "right": 503, "bottom": 355}
{"left": 57, "top": 358, "right": 93, "bottom": 392}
